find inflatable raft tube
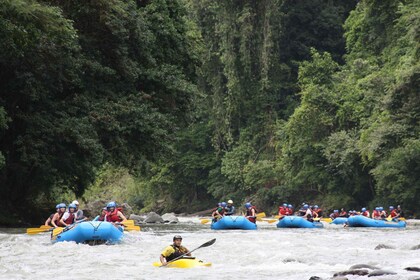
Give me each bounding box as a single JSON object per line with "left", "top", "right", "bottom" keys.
{"left": 276, "top": 216, "right": 324, "bottom": 228}
{"left": 347, "top": 216, "right": 406, "bottom": 228}
{"left": 330, "top": 217, "right": 348, "bottom": 225}
{"left": 211, "top": 216, "right": 257, "bottom": 230}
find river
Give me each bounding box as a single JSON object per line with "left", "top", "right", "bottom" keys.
{"left": 1, "top": 218, "right": 419, "bottom": 280}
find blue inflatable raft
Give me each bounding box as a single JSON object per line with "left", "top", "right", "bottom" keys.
{"left": 211, "top": 216, "right": 257, "bottom": 230}
{"left": 330, "top": 217, "right": 348, "bottom": 225}
{"left": 347, "top": 216, "right": 406, "bottom": 228}
{"left": 276, "top": 216, "right": 324, "bottom": 228}
{"left": 52, "top": 221, "right": 124, "bottom": 244}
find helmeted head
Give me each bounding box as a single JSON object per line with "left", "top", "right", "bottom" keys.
{"left": 107, "top": 201, "right": 117, "bottom": 211}
{"left": 173, "top": 235, "right": 182, "bottom": 246}
{"left": 221, "top": 202, "right": 227, "bottom": 208}
{"left": 245, "top": 202, "right": 252, "bottom": 209}
{"left": 362, "top": 207, "right": 366, "bottom": 212}
{"left": 58, "top": 203, "right": 66, "bottom": 212}
{"left": 101, "top": 207, "right": 107, "bottom": 214}
{"left": 397, "top": 205, "right": 401, "bottom": 209}
{"left": 217, "top": 202, "right": 221, "bottom": 207}
{"left": 283, "top": 203, "right": 288, "bottom": 207}
{"left": 379, "top": 207, "right": 384, "bottom": 211}
{"left": 341, "top": 208, "right": 345, "bottom": 212}
{"left": 303, "top": 204, "right": 309, "bottom": 209}
{"left": 68, "top": 203, "right": 76, "bottom": 212}
{"left": 71, "top": 200, "right": 79, "bottom": 209}
{"left": 55, "top": 204, "right": 61, "bottom": 209}
{"left": 288, "top": 204, "right": 293, "bottom": 209}
{"left": 375, "top": 207, "right": 379, "bottom": 211}
{"left": 334, "top": 210, "right": 339, "bottom": 213}
{"left": 228, "top": 200, "right": 233, "bottom": 205}
{"left": 389, "top": 206, "right": 394, "bottom": 210}
{"left": 314, "top": 205, "right": 319, "bottom": 209}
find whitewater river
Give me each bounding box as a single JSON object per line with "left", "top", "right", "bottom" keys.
{"left": 1, "top": 218, "right": 419, "bottom": 280}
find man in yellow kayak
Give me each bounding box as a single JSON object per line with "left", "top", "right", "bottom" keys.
{"left": 160, "top": 235, "right": 191, "bottom": 265}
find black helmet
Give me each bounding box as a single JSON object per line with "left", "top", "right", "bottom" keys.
{"left": 173, "top": 235, "right": 182, "bottom": 241}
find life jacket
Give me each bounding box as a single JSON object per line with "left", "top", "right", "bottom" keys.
{"left": 390, "top": 209, "right": 398, "bottom": 218}
{"left": 330, "top": 213, "right": 339, "bottom": 219}
{"left": 166, "top": 245, "right": 189, "bottom": 262}
{"left": 287, "top": 208, "right": 293, "bottom": 215}
{"left": 246, "top": 206, "right": 257, "bottom": 223}
{"left": 372, "top": 210, "right": 379, "bottom": 218}
{"left": 339, "top": 211, "right": 347, "bottom": 217}
{"left": 106, "top": 208, "right": 122, "bottom": 223}
{"left": 278, "top": 206, "right": 288, "bottom": 216}
{"left": 362, "top": 211, "right": 370, "bottom": 217}
{"left": 98, "top": 214, "right": 105, "bottom": 221}
{"left": 63, "top": 212, "right": 76, "bottom": 225}
{"left": 313, "top": 209, "right": 322, "bottom": 215}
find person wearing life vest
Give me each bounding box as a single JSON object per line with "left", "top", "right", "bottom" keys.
{"left": 225, "top": 200, "right": 236, "bottom": 216}
{"left": 287, "top": 204, "right": 294, "bottom": 216}
{"left": 361, "top": 207, "right": 370, "bottom": 217}
{"left": 95, "top": 207, "right": 107, "bottom": 221}
{"left": 105, "top": 201, "right": 127, "bottom": 223}
{"left": 245, "top": 202, "right": 257, "bottom": 223}
{"left": 278, "top": 203, "right": 288, "bottom": 217}
{"left": 379, "top": 207, "right": 387, "bottom": 220}
{"left": 389, "top": 206, "right": 399, "bottom": 221}
{"left": 372, "top": 207, "right": 380, "bottom": 219}
{"left": 298, "top": 203, "right": 307, "bottom": 216}
{"left": 312, "top": 205, "right": 321, "bottom": 218}
{"left": 51, "top": 203, "right": 66, "bottom": 227}
{"left": 59, "top": 203, "right": 77, "bottom": 227}
{"left": 71, "top": 200, "right": 84, "bottom": 221}
{"left": 160, "top": 235, "right": 191, "bottom": 265}
{"left": 338, "top": 208, "right": 347, "bottom": 218}
{"left": 302, "top": 204, "right": 313, "bottom": 222}
{"left": 212, "top": 202, "right": 226, "bottom": 222}
{"left": 396, "top": 205, "right": 405, "bottom": 218}
{"left": 329, "top": 210, "right": 339, "bottom": 220}
{"left": 44, "top": 204, "right": 60, "bottom": 226}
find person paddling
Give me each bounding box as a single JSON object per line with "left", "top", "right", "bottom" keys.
{"left": 59, "top": 203, "right": 77, "bottom": 227}
{"left": 44, "top": 204, "right": 60, "bottom": 226}
{"left": 329, "top": 209, "right": 339, "bottom": 220}
{"left": 160, "top": 235, "right": 191, "bottom": 266}
{"left": 361, "top": 207, "right": 370, "bottom": 218}
{"left": 389, "top": 206, "right": 400, "bottom": 221}
{"left": 302, "top": 204, "right": 313, "bottom": 222}
{"left": 225, "top": 200, "right": 236, "bottom": 216}
{"left": 287, "top": 204, "right": 294, "bottom": 216}
{"left": 72, "top": 200, "right": 84, "bottom": 221}
{"left": 379, "top": 207, "right": 387, "bottom": 220}
{"left": 245, "top": 202, "right": 257, "bottom": 223}
{"left": 211, "top": 202, "right": 226, "bottom": 222}
{"left": 278, "top": 203, "right": 288, "bottom": 218}
{"left": 105, "top": 201, "right": 127, "bottom": 224}
{"left": 338, "top": 208, "right": 347, "bottom": 218}
{"left": 95, "top": 207, "right": 107, "bottom": 221}
{"left": 51, "top": 203, "right": 66, "bottom": 228}
{"left": 372, "top": 207, "right": 381, "bottom": 219}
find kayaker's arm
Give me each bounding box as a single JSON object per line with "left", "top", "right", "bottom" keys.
{"left": 160, "top": 255, "right": 167, "bottom": 266}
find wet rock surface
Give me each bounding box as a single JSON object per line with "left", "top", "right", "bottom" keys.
{"left": 367, "top": 269, "right": 397, "bottom": 277}
{"left": 374, "top": 243, "right": 395, "bottom": 250}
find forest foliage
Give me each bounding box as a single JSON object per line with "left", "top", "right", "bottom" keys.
{"left": 0, "top": 0, "right": 418, "bottom": 222}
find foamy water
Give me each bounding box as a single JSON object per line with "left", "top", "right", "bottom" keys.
{"left": 0, "top": 218, "right": 419, "bottom": 280}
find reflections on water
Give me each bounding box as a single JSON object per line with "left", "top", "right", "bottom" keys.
{"left": 1, "top": 218, "right": 419, "bottom": 280}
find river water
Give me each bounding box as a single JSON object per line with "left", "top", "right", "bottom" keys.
{"left": 1, "top": 218, "right": 419, "bottom": 280}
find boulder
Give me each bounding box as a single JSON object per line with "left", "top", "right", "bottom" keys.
{"left": 333, "top": 269, "right": 369, "bottom": 277}
{"left": 368, "top": 270, "right": 397, "bottom": 277}
{"left": 129, "top": 214, "right": 146, "bottom": 224}
{"left": 161, "top": 213, "right": 179, "bottom": 224}
{"left": 411, "top": 244, "right": 420, "bottom": 250}
{"left": 374, "top": 244, "right": 395, "bottom": 250}
{"left": 349, "top": 264, "right": 379, "bottom": 270}
{"left": 405, "top": 267, "right": 420, "bottom": 272}
{"left": 119, "top": 203, "right": 133, "bottom": 217}
{"left": 84, "top": 199, "right": 107, "bottom": 218}
{"left": 309, "top": 277, "right": 322, "bottom": 280}
{"left": 330, "top": 277, "right": 348, "bottom": 280}
{"left": 144, "top": 212, "right": 164, "bottom": 223}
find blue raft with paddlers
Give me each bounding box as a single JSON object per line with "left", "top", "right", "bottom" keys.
{"left": 347, "top": 215, "right": 406, "bottom": 228}
{"left": 51, "top": 221, "right": 124, "bottom": 244}
{"left": 211, "top": 216, "right": 257, "bottom": 230}
{"left": 277, "top": 216, "right": 324, "bottom": 228}
{"left": 330, "top": 217, "right": 348, "bottom": 225}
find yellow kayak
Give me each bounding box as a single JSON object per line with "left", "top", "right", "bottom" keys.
{"left": 153, "top": 258, "right": 212, "bottom": 268}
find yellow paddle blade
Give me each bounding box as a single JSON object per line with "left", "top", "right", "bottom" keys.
{"left": 263, "top": 219, "right": 278, "bottom": 223}
{"left": 200, "top": 219, "right": 210, "bottom": 224}
{"left": 27, "top": 228, "right": 51, "bottom": 235}
{"left": 52, "top": 227, "right": 64, "bottom": 236}
{"left": 321, "top": 218, "right": 332, "bottom": 223}
{"left": 124, "top": 225, "right": 141, "bottom": 231}
{"left": 40, "top": 225, "right": 52, "bottom": 229}
{"left": 256, "top": 212, "right": 266, "bottom": 218}
{"left": 120, "top": 220, "right": 135, "bottom": 226}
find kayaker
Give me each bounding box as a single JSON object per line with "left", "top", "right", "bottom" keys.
{"left": 389, "top": 206, "right": 400, "bottom": 221}
{"left": 379, "top": 207, "right": 387, "bottom": 220}
{"left": 44, "top": 204, "right": 60, "bottom": 226}
{"left": 225, "top": 200, "right": 236, "bottom": 216}
{"left": 59, "top": 203, "right": 77, "bottom": 227}
{"left": 245, "top": 202, "right": 257, "bottom": 223}
{"left": 51, "top": 203, "right": 66, "bottom": 227}
{"left": 278, "top": 203, "right": 288, "bottom": 217}
{"left": 361, "top": 207, "right": 370, "bottom": 217}
{"left": 397, "top": 205, "right": 405, "bottom": 218}
{"left": 72, "top": 200, "right": 84, "bottom": 221}
{"left": 211, "top": 202, "right": 226, "bottom": 222}
{"left": 302, "top": 204, "right": 313, "bottom": 222}
{"left": 329, "top": 210, "right": 339, "bottom": 220}
{"left": 160, "top": 235, "right": 191, "bottom": 265}
{"left": 372, "top": 207, "right": 381, "bottom": 219}
{"left": 338, "top": 208, "right": 347, "bottom": 218}
{"left": 105, "top": 201, "right": 127, "bottom": 224}
{"left": 287, "top": 204, "right": 294, "bottom": 215}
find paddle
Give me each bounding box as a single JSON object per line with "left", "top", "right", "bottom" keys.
{"left": 27, "top": 227, "right": 56, "bottom": 235}
{"left": 161, "top": 238, "right": 216, "bottom": 267}
{"left": 52, "top": 218, "right": 87, "bottom": 237}
{"left": 123, "top": 225, "right": 141, "bottom": 231}
{"left": 201, "top": 219, "right": 211, "bottom": 224}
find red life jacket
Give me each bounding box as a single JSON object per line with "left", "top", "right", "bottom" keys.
{"left": 372, "top": 210, "right": 379, "bottom": 218}
{"left": 246, "top": 206, "right": 257, "bottom": 223}
{"left": 390, "top": 209, "right": 398, "bottom": 218}
{"left": 278, "top": 207, "right": 287, "bottom": 216}
{"left": 106, "top": 208, "right": 122, "bottom": 222}
{"left": 63, "top": 212, "right": 75, "bottom": 225}
{"left": 287, "top": 208, "right": 293, "bottom": 215}
{"left": 362, "top": 211, "right": 369, "bottom": 217}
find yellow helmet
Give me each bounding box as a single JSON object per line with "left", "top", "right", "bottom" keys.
{"left": 228, "top": 200, "right": 233, "bottom": 204}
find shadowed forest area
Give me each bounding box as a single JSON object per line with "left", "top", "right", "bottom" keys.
{"left": 0, "top": 0, "right": 418, "bottom": 225}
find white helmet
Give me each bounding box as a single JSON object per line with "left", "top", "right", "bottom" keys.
{"left": 71, "top": 200, "right": 79, "bottom": 205}
{"left": 228, "top": 200, "right": 233, "bottom": 204}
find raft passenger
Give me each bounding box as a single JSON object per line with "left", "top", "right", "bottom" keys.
{"left": 105, "top": 201, "right": 127, "bottom": 223}
{"left": 302, "top": 204, "right": 313, "bottom": 222}
{"left": 361, "top": 207, "right": 370, "bottom": 218}
{"left": 225, "top": 200, "right": 236, "bottom": 216}
{"left": 245, "top": 202, "right": 257, "bottom": 223}
{"left": 59, "top": 203, "right": 77, "bottom": 227}
{"left": 212, "top": 202, "right": 226, "bottom": 222}
{"left": 44, "top": 204, "right": 60, "bottom": 226}
{"left": 51, "top": 203, "right": 66, "bottom": 228}
{"left": 329, "top": 210, "right": 339, "bottom": 220}
{"left": 389, "top": 206, "right": 399, "bottom": 221}
{"left": 72, "top": 200, "right": 84, "bottom": 221}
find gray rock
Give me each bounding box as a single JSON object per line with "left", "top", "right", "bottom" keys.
{"left": 411, "top": 244, "right": 420, "bottom": 250}
{"left": 283, "top": 258, "right": 298, "bottom": 263}
{"left": 349, "top": 264, "right": 379, "bottom": 270}
{"left": 406, "top": 267, "right": 420, "bottom": 272}
{"left": 368, "top": 270, "right": 397, "bottom": 277}
{"left": 330, "top": 277, "right": 348, "bottom": 280}
{"left": 333, "top": 269, "right": 369, "bottom": 277}
{"left": 144, "top": 212, "right": 164, "bottom": 223}
{"left": 129, "top": 214, "right": 145, "bottom": 224}
{"left": 84, "top": 199, "right": 107, "bottom": 218}
{"left": 161, "top": 213, "right": 179, "bottom": 224}
{"left": 309, "top": 277, "right": 322, "bottom": 280}
{"left": 119, "top": 203, "right": 133, "bottom": 217}
{"left": 374, "top": 244, "right": 396, "bottom": 250}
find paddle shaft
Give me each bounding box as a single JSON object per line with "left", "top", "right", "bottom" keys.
{"left": 163, "top": 238, "right": 216, "bottom": 267}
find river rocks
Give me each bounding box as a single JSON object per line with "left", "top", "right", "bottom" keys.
{"left": 129, "top": 214, "right": 145, "bottom": 224}
{"left": 144, "top": 212, "right": 164, "bottom": 223}
{"left": 333, "top": 269, "right": 369, "bottom": 277}
{"left": 411, "top": 244, "right": 420, "bottom": 250}
{"left": 84, "top": 199, "right": 107, "bottom": 218}
{"left": 119, "top": 203, "right": 133, "bottom": 217}
{"left": 330, "top": 277, "right": 348, "bottom": 280}
{"left": 367, "top": 270, "right": 397, "bottom": 277}
{"left": 161, "top": 213, "right": 179, "bottom": 224}
{"left": 309, "top": 276, "right": 322, "bottom": 280}
{"left": 349, "top": 264, "right": 379, "bottom": 270}
{"left": 406, "top": 267, "right": 420, "bottom": 272}
{"left": 374, "top": 244, "right": 395, "bottom": 250}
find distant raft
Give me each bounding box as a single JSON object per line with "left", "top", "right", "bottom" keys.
{"left": 276, "top": 216, "right": 324, "bottom": 228}
{"left": 330, "top": 217, "right": 348, "bottom": 225}
{"left": 211, "top": 216, "right": 257, "bottom": 230}
{"left": 153, "top": 258, "right": 212, "bottom": 268}
{"left": 347, "top": 216, "right": 406, "bottom": 228}
{"left": 51, "top": 221, "right": 124, "bottom": 244}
